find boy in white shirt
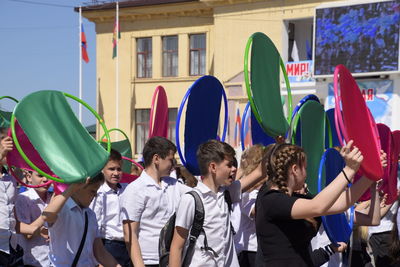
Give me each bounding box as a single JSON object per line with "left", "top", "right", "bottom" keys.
{"left": 169, "top": 140, "right": 264, "bottom": 267}
{"left": 90, "top": 149, "right": 131, "bottom": 267}
{"left": 0, "top": 131, "right": 19, "bottom": 266}
{"left": 120, "top": 136, "right": 190, "bottom": 267}
{"left": 15, "top": 171, "right": 52, "bottom": 266}
{"left": 42, "top": 173, "right": 121, "bottom": 267}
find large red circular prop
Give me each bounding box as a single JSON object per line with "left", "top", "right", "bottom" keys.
{"left": 334, "top": 65, "right": 383, "bottom": 181}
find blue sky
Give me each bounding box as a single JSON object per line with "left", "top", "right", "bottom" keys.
{"left": 0, "top": 0, "right": 98, "bottom": 126}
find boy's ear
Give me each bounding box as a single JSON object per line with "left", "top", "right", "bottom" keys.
{"left": 25, "top": 171, "right": 32, "bottom": 182}
{"left": 209, "top": 161, "right": 217, "bottom": 174}
{"left": 152, "top": 153, "right": 160, "bottom": 165}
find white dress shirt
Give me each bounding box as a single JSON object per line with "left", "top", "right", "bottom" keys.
{"left": 0, "top": 173, "right": 17, "bottom": 254}
{"left": 175, "top": 180, "right": 241, "bottom": 267}
{"left": 90, "top": 182, "right": 126, "bottom": 241}
{"left": 234, "top": 190, "right": 258, "bottom": 254}
{"left": 48, "top": 198, "right": 99, "bottom": 267}
{"left": 15, "top": 188, "right": 51, "bottom": 266}
{"left": 120, "top": 170, "right": 190, "bottom": 265}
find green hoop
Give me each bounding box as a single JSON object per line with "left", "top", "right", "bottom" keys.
{"left": 10, "top": 92, "right": 111, "bottom": 183}
{"left": 0, "top": 96, "right": 19, "bottom": 103}
{"left": 244, "top": 34, "right": 293, "bottom": 132}
{"left": 99, "top": 128, "right": 129, "bottom": 143}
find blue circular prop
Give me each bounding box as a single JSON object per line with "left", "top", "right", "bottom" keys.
{"left": 290, "top": 94, "right": 320, "bottom": 122}
{"left": 287, "top": 94, "right": 320, "bottom": 143}
{"left": 318, "top": 148, "right": 354, "bottom": 245}
{"left": 176, "top": 76, "right": 228, "bottom": 175}
{"left": 241, "top": 102, "right": 274, "bottom": 151}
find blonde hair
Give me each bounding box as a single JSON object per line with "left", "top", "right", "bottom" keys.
{"left": 239, "top": 144, "right": 268, "bottom": 192}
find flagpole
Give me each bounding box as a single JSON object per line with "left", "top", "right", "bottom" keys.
{"left": 115, "top": 1, "right": 119, "bottom": 136}
{"left": 79, "top": 6, "right": 83, "bottom": 123}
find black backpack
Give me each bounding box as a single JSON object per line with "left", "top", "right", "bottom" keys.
{"left": 159, "top": 191, "right": 218, "bottom": 267}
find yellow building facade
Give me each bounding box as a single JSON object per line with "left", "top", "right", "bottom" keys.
{"left": 81, "top": 0, "right": 332, "bottom": 157}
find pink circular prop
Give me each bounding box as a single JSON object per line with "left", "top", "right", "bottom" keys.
{"left": 333, "top": 65, "right": 383, "bottom": 181}
{"left": 6, "top": 125, "right": 53, "bottom": 188}
{"left": 121, "top": 156, "right": 142, "bottom": 183}
{"left": 148, "top": 85, "right": 169, "bottom": 139}
{"left": 376, "top": 124, "right": 397, "bottom": 204}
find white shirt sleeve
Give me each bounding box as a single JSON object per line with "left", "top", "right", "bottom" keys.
{"left": 177, "top": 182, "right": 191, "bottom": 195}
{"left": 120, "top": 185, "right": 145, "bottom": 222}
{"left": 175, "top": 193, "right": 195, "bottom": 231}
{"left": 241, "top": 191, "right": 257, "bottom": 220}
{"left": 226, "top": 180, "right": 242, "bottom": 203}
{"left": 89, "top": 192, "right": 103, "bottom": 231}
{"left": 14, "top": 194, "right": 31, "bottom": 224}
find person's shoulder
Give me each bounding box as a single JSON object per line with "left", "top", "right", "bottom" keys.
{"left": 124, "top": 175, "right": 146, "bottom": 190}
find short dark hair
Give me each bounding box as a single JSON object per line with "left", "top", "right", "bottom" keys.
{"left": 89, "top": 172, "right": 105, "bottom": 185}
{"left": 109, "top": 149, "right": 122, "bottom": 162}
{"left": 196, "top": 139, "right": 235, "bottom": 176}
{"left": 142, "top": 137, "right": 177, "bottom": 168}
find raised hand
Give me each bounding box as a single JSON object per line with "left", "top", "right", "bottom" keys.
{"left": 0, "top": 136, "right": 13, "bottom": 160}
{"left": 340, "top": 140, "right": 363, "bottom": 173}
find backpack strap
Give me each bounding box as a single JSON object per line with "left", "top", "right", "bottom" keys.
{"left": 71, "top": 211, "right": 88, "bottom": 267}
{"left": 223, "top": 190, "right": 236, "bottom": 235}
{"left": 182, "top": 191, "right": 218, "bottom": 266}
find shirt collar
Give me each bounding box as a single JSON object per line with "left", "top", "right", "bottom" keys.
{"left": 26, "top": 187, "right": 41, "bottom": 200}
{"left": 26, "top": 187, "right": 51, "bottom": 203}
{"left": 65, "top": 197, "right": 83, "bottom": 212}
{"left": 196, "top": 181, "right": 227, "bottom": 198}
{"left": 140, "top": 170, "right": 171, "bottom": 189}
{"left": 100, "top": 181, "right": 121, "bottom": 194}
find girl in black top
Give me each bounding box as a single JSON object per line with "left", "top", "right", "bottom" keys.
{"left": 256, "top": 141, "right": 384, "bottom": 267}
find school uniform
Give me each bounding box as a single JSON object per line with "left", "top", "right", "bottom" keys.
{"left": 48, "top": 198, "right": 99, "bottom": 267}
{"left": 175, "top": 180, "right": 241, "bottom": 267}
{"left": 0, "top": 172, "right": 18, "bottom": 265}
{"left": 235, "top": 190, "right": 258, "bottom": 267}
{"left": 90, "top": 182, "right": 131, "bottom": 266}
{"left": 15, "top": 188, "right": 51, "bottom": 267}
{"left": 120, "top": 170, "right": 190, "bottom": 265}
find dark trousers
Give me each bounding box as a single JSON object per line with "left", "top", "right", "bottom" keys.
{"left": 369, "top": 231, "right": 398, "bottom": 267}
{"left": 238, "top": 251, "right": 257, "bottom": 267}
{"left": 102, "top": 239, "right": 132, "bottom": 267}
{"left": 144, "top": 265, "right": 159, "bottom": 267}
{"left": 0, "top": 245, "right": 23, "bottom": 267}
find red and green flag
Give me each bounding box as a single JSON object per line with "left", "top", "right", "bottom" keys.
{"left": 112, "top": 20, "right": 121, "bottom": 59}
{"left": 81, "top": 24, "right": 89, "bottom": 63}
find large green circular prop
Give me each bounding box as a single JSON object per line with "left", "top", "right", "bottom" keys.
{"left": 244, "top": 32, "right": 292, "bottom": 138}
{"left": 292, "top": 101, "right": 326, "bottom": 195}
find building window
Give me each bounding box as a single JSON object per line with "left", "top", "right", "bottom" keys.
{"left": 137, "top": 37, "right": 152, "bottom": 78}
{"left": 135, "top": 108, "right": 177, "bottom": 154}
{"left": 168, "top": 108, "right": 177, "bottom": 144}
{"left": 163, "top": 36, "right": 178, "bottom": 77}
{"left": 189, "top": 34, "right": 206, "bottom": 76}
{"left": 135, "top": 109, "right": 150, "bottom": 154}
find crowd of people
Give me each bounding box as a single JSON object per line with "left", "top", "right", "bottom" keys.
{"left": 0, "top": 125, "right": 400, "bottom": 267}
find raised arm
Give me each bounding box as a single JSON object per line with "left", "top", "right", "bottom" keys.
{"left": 325, "top": 150, "right": 387, "bottom": 215}
{"left": 239, "top": 161, "right": 265, "bottom": 192}
{"left": 353, "top": 182, "right": 381, "bottom": 226}
{"left": 291, "top": 140, "right": 363, "bottom": 219}
{"left": 42, "top": 179, "right": 88, "bottom": 224}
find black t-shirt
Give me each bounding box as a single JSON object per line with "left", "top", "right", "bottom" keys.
{"left": 255, "top": 189, "right": 319, "bottom": 267}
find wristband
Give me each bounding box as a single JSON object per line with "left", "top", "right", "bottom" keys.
{"left": 324, "top": 245, "right": 334, "bottom": 256}
{"left": 342, "top": 169, "right": 351, "bottom": 184}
